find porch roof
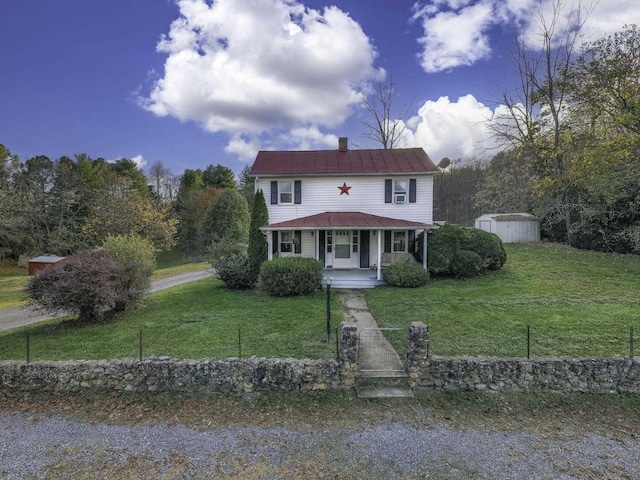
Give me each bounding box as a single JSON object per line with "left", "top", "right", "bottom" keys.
{"left": 262, "top": 211, "right": 432, "bottom": 230}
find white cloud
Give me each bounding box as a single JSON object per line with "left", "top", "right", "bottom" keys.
{"left": 412, "top": 0, "right": 639, "bottom": 73}
{"left": 404, "top": 94, "right": 505, "bottom": 162}
{"left": 141, "top": 0, "right": 382, "bottom": 138}
{"left": 130, "top": 154, "right": 147, "bottom": 169}
{"left": 224, "top": 135, "right": 262, "bottom": 162}
{"left": 109, "top": 155, "right": 147, "bottom": 169}
{"left": 412, "top": 0, "right": 500, "bottom": 73}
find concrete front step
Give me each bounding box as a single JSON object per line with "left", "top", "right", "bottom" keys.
{"left": 356, "top": 372, "right": 413, "bottom": 398}
{"left": 329, "top": 280, "right": 385, "bottom": 289}
{"left": 357, "top": 386, "right": 415, "bottom": 399}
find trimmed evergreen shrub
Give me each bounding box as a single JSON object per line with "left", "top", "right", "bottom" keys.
{"left": 460, "top": 228, "right": 507, "bottom": 270}
{"left": 259, "top": 257, "right": 323, "bottom": 297}
{"left": 209, "top": 241, "right": 257, "bottom": 289}
{"left": 426, "top": 224, "right": 462, "bottom": 274}
{"left": 382, "top": 262, "right": 430, "bottom": 287}
{"left": 426, "top": 224, "right": 507, "bottom": 276}
{"left": 451, "top": 249, "right": 484, "bottom": 278}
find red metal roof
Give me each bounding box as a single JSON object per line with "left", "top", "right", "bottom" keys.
{"left": 263, "top": 212, "right": 432, "bottom": 230}
{"left": 250, "top": 148, "right": 438, "bottom": 176}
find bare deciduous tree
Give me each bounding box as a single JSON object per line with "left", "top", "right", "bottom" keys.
{"left": 360, "top": 79, "right": 413, "bottom": 149}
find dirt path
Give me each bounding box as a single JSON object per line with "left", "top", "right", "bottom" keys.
{"left": 0, "top": 270, "right": 213, "bottom": 332}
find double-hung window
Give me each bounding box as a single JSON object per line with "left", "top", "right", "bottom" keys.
{"left": 279, "top": 230, "right": 301, "bottom": 254}
{"left": 271, "top": 180, "right": 301, "bottom": 205}
{"left": 394, "top": 180, "right": 408, "bottom": 204}
{"left": 385, "top": 178, "right": 416, "bottom": 204}
{"left": 279, "top": 181, "right": 293, "bottom": 204}
{"left": 392, "top": 231, "right": 406, "bottom": 252}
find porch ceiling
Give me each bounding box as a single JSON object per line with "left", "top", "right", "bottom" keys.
{"left": 262, "top": 211, "right": 432, "bottom": 230}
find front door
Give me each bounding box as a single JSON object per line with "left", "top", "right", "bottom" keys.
{"left": 333, "top": 229, "right": 352, "bottom": 268}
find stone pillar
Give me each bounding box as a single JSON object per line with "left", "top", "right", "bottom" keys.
{"left": 339, "top": 322, "right": 359, "bottom": 388}
{"left": 406, "top": 322, "right": 429, "bottom": 388}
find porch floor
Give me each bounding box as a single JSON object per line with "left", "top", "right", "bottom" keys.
{"left": 322, "top": 268, "right": 385, "bottom": 289}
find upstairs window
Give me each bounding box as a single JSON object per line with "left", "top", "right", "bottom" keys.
{"left": 394, "top": 180, "right": 408, "bottom": 204}
{"left": 270, "top": 180, "right": 302, "bottom": 205}
{"left": 279, "top": 181, "right": 293, "bottom": 204}
{"left": 385, "top": 178, "right": 416, "bottom": 203}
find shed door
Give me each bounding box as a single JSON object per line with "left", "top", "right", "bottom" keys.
{"left": 479, "top": 220, "right": 492, "bottom": 233}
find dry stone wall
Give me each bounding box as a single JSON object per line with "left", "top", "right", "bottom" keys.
{"left": 0, "top": 357, "right": 343, "bottom": 394}
{"left": 0, "top": 323, "right": 361, "bottom": 394}
{"left": 1, "top": 322, "right": 639, "bottom": 395}
{"left": 406, "top": 322, "right": 640, "bottom": 394}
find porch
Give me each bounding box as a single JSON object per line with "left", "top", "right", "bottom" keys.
{"left": 322, "top": 268, "right": 386, "bottom": 289}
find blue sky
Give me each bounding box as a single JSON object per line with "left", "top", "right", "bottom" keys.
{"left": 1, "top": 0, "right": 637, "bottom": 176}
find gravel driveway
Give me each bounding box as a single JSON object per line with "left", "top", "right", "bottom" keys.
{"left": 0, "top": 270, "right": 213, "bottom": 332}
{"left": 1, "top": 410, "right": 638, "bottom": 479}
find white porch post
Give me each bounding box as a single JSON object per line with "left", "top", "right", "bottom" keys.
{"left": 376, "top": 229, "right": 382, "bottom": 281}
{"left": 267, "top": 231, "right": 273, "bottom": 261}
{"left": 423, "top": 229, "right": 427, "bottom": 270}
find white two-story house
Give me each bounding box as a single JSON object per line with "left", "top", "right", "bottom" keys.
{"left": 250, "top": 138, "right": 438, "bottom": 285}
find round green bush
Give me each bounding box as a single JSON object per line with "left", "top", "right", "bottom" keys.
{"left": 461, "top": 228, "right": 507, "bottom": 270}
{"left": 259, "top": 257, "right": 323, "bottom": 296}
{"left": 451, "top": 249, "right": 483, "bottom": 278}
{"left": 426, "top": 224, "right": 462, "bottom": 274}
{"left": 215, "top": 255, "right": 257, "bottom": 289}
{"left": 209, "top": 241, "right": 257, "bottom": 289}
{"left": 382, "top": 262, "right": 430, "bottom": 287}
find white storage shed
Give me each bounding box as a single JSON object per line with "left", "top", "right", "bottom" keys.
{"left": 475, "top": 213, "right": 540, "bottom": 243}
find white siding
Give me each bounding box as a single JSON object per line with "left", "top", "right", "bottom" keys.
{"left": 256, "top": 175, "right": 433, "bottom": 225}
{"left": 301, "top": 231, "right": 316, "bottom": 258}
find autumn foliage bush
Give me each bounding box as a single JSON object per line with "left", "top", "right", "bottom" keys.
{"left": 25, "top": 250, "right": 125, "bottom": 323}
{"left": 25, "top": 237, "right": 156, "bottom": 323}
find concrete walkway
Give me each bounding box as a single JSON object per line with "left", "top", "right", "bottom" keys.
{"left": 337, "top": 290, "right": 404, "bottom": 372}
{"left": 0, "top": 270, "right": 214, "bottom": 332}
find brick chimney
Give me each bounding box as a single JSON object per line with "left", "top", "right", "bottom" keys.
{"left": 338, "top": 137, "right": 348, "bottom": 152}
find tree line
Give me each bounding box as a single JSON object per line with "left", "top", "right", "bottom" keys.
{"left": 0, "top": 147, "right": 258, "bottom": 260}
{"left": 433, "top": 23, "right": 640, "bottom": 256}
{"left": 2, "top": 20, "right": 638, "bottom": 259}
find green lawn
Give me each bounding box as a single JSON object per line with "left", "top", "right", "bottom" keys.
{"left": 0, "top": 262, "right": 28, "bottom": 309}
{"left": 3, "top": 243, "right": 639, "bottom": 361}
{"left": 0, "top": 250, "right": 209, "bottom": 309}
{"left": 366, "top": 243, "right": 640, "bottom": 358}
{"left": 0, "top": 276, "right": 340, "bottom": 361}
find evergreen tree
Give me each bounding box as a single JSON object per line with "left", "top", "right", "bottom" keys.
{"left": 247, "top": 189, "right": 269, "bottom": 271}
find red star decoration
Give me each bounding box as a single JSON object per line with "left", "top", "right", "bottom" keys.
{"left": 338, "top": 182, "right": 352, "bottom": 195}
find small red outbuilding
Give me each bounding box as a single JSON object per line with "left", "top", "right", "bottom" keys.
{"left": 28, "top": 255, "right": 67, "bottom": 275}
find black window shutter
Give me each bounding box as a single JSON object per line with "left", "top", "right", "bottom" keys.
{"left": 408, "top": 230, "right": 416, "bottom": 252}
{"left": 270, "top": 181, "right": 278, "bottom": 205}
{"left": 318, "top": 230, "right": 325, "bottom": 264}
{"left": 385, "top": 179, "right": 392, "bottom": 203}
{"left": 272, "top": 231, "right": 278, "bottom": 255}
{"left": 294, "top": 180, "right": 301, "bottom": 204}
{"left": 384, "top": 231, "right": 392, "bottom": 253}
{"left": 294, "top": 230, "right": 302, "bottom": 254}
{"left": 409, "top": 179, "right": 417, "bottom": 203}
